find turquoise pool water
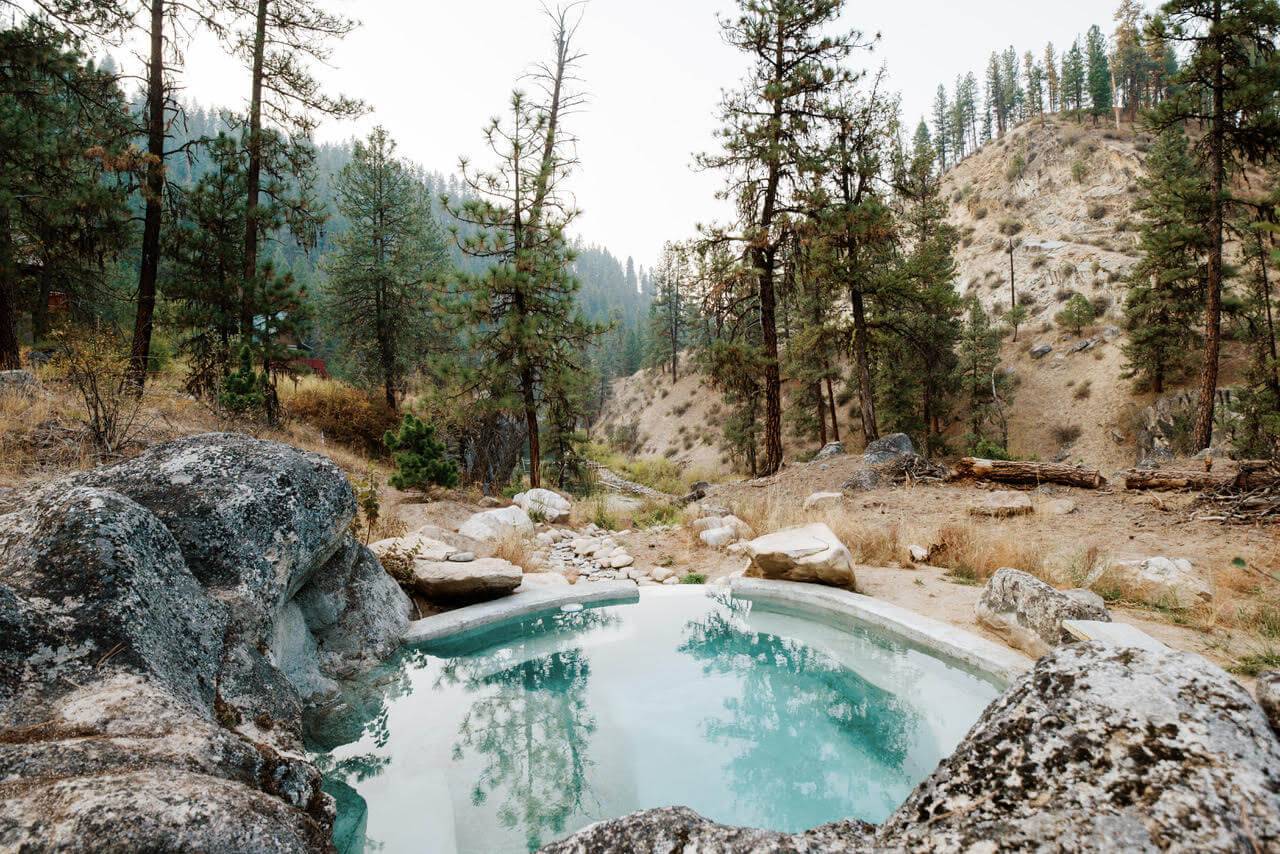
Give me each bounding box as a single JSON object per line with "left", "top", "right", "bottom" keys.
{"left": 308, "top": 589, "right": 1003, "bottom": 854}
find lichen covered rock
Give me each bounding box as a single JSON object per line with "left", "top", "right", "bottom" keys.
{"left": 975, "top": 567, "right": 1110, "bottom": 657}
{"left": 879, "top": 644, "right": 1280, "bottom": 851}
{"left": 74, "top": 432, "right": 356, "bottom": 637}
{"left": 0, "top": 486, "right": 226, "bottom": 714}
{"left": 0, "top": 434, "right": 412, "bottom": 852}
{"left": 539, "top": 806, "right": 874, "bottom": 854}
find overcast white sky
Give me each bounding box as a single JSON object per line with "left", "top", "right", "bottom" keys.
{"left": 165, "top": 0, "right": 1133, "bottom": 269}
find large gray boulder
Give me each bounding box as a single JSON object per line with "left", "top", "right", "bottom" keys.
{"left": 862, "top": 432, "right": 915, "bottom": 465}
{"left": 543, "top": 645, "right": 1280, "bottom": 853}
{"left": 975, "top": 568, "right": 1111, "bottom": 657}
{"left": 0, "top": 486, "right": 226, "bottom": 714}
{"left": 294, "top": 537, "right": 413, "bottom": 679}
{"left": 75, "top": 433, "right": 356, "bottom": 637}
{"left": 0, "top": 434, "right": 413, "bottom": 852}
{"left": 540, "top": 806, "right": 874, "bottom": 853}
{"left": 880, "top": 644, "right": 1280, "bottom": 851}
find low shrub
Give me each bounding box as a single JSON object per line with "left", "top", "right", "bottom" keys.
{"left": 681, "top": 572, "right": 708, "bottom": 584}
{"left": 998, "top": 218, "right": 1023, "bottom": 236}
{"left": 287, "top": 380, "right": 399, "bottom": 456}
{"left": 384, "top": 413, "right": 459, "bottom": 490}
{"left": 1053, "top": 424, "right": 1083, "bottom": 446}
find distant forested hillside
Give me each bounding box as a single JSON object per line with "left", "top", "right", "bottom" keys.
{"left": 160, "top": 100, "right": 651, "bottom": 373}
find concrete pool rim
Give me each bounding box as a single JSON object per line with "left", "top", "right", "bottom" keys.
{"left": 401, "top": 576, "right": 1029, "bottom": 686}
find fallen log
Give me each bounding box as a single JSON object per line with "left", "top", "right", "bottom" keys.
{"left": 1124, "top": 463, "right": 1280, "bottom": 492}
{"left": 953, "top": 458, "right": 1107, "bottom": 489}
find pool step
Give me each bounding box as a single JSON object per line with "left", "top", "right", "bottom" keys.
{"left": 1062, "top": 619, "right": 1167, "bottom": 653}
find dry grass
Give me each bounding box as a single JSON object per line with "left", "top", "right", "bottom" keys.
{"left": 724, "top": 490, "right": 905, "bottom": 565}
{"left": 930, "top": 521, "right": 1047, "bottom": 583}
{"left": 491, "top": 529, "right": 533, "bottom": 571}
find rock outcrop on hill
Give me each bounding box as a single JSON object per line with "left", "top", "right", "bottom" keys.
{"left": 0, "top": 433, "right": 411, "bottom": 852}
{"left": 543, "top": 644, "right": 1280, "bottom": 853}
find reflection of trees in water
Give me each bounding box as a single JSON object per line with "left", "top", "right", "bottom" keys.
{"left": 678, "top": 604, "right": 921, "bottom": 828}
{"left": 308, "top": 606, "right": 618, "bottom": 852}
{"left": 443, "top": 608, "right": 617, "bottom": 852}
{"left": 451, "top": 649, "right": 597, "bottom": 851}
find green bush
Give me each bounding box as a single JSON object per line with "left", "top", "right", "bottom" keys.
{"left": 681, "top": 573, "right": 708, "bottom": 585}
{"left": 384, "top": 413, "right": 459, "bottom": 490}
{"left": 969, "top": 437, "right": 1012, "bottom": 460}
{"left": 1055, "top": 293, "right": 1097, "bottom": 335}
{"left": 219, "top": 345, "right": 266, "bottom": 416}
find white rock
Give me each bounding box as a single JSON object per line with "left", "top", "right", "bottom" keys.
{"left": 969, "top": 491, "right": 1034, "bottom": 518}
{"left": 369, "top": 531, "right": 456, "bottom": 562}
{"left": 457, "top": 506, "right": 534, "bottom": 541}
{"left": 803, "top": 491, "right": 845, "bottom": 511}
{"left": 513, "top": 488, "right": 571, "bottom": 523}
{"left": 721, "top": 515, "right": 755, "bottom": 541}
{"left": 662, "top": 576, "right": 680, "bottom": 585}
{"left": 726, "top": 542, "right": 751, "bottom": 556}
{"left": 690, "top": 516, "right": 725, "bottom": 533}
{"left": 651, "top": 565, "right": 677, "bottom": 582}
{"left": 743, "top": 523, "right": 855, "bottom": 589}
{"left": 518, "top": 572, "right": 570, "bottom": 589}
{"left": 699, "top": 526, "right": 738, "bottom": 549}
{"left": 1108, "top": 557, "right": 1211, "bottom": 607}
{"left": 1042, "top": 498, "right": 1077, "bottom": 516}
{"left": 610, "top": 553, "right": 635, "bottom": 569}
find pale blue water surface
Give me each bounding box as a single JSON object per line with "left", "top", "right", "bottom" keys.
{"left": 307, "top": 589, "right": 1002, "bottom": 854}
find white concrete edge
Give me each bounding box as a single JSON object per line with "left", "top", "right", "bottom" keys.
{"left": 403, "top": 581, "right": 641, "bottom": 645}
{"left": 729, "top": 577, "right": 1032, "bottom": 686}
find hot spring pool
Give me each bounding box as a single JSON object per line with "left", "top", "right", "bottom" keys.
{"left": 308, "top": 588, "right": 1004, "bottom": 853}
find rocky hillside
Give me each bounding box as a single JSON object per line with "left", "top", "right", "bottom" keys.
{"left": 598, "top": 118, "right": 1245, "bottom": 474}
{"left": 942, "top": 117, "right": 1145, "bottom": 470}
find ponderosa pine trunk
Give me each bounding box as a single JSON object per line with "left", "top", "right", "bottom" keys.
{"left": 0, "top": 205, "right": 19, "bottom": 370}
{"left": 241, "top": 0, "right": 268, "bottom": 337}
{"left": 520, "top": 362, "right": 541, "bottom": 488}
{"left": 826, "top": 377, "right": 840, "bottom": 443}
{"left": 1193, "top": 0, "right": 1225, "bottom": 452}
{"left": 851, "top": 289, "right": 878, "bottom": 442}
{"left": 128, "top": 0, "right": 166, "bottom": 387}
{"left": 816, "top": 381, "right": 827, "bottom": 446}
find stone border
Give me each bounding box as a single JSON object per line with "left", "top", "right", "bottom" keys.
{"left": 729, "top": 577, "right": 1030, "bottom": 685}
{"left": 403, "top": 580, "right": 640, "bottom": 645}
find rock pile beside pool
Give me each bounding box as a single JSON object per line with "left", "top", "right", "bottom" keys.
{"left": 543, "top": 643, "right": 1280, "bottom": 852}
